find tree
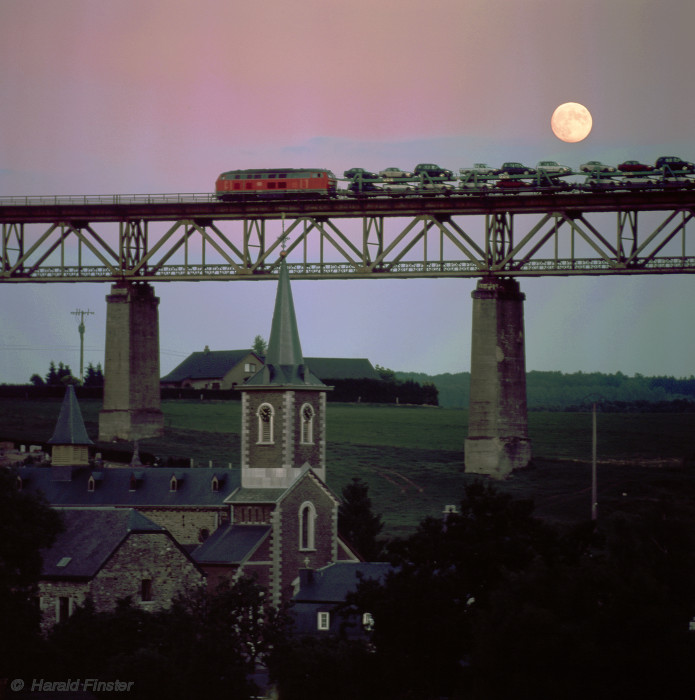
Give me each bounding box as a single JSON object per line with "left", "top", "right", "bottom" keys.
{"left": 45, "top": 361, "right": 74, "bottom": 386}
{"left": 0, "top": 470, "right": 64, "bottom": 678}
{"left": 375, "top": 364, "right": 396, "bottom": 383}
{"left": 30, "top": 373, "right": 45, "bottom": 386}
{"left": 45, "top": 576, "right": 292, "bottom": 700}
{"left": 45, "top": 361, "right": 58, "bottom": 385}
{"left": 83, "top": 362, "right": 104, "bottom": 387}
{"left": 339, "top": 478, "right": 385, "bottom": 561}
{"left": 348, "top": 483, "right": 695, "bottom": 699}
{"left": 252, "top": 335, "right": 268, "bottom": 358}
{"left": 348, "top": 482, "right": 559, "bottom": 699}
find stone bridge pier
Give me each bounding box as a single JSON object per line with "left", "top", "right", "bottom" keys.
{"left": 98, "top": 282, "right": 164, "bottom": 442}
{"left": 464, "top": 277, "right": 532, "bottom": 479}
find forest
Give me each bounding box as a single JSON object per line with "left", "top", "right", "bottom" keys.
{"left": 396, "top": 369, "right": 695, "bottom": 410}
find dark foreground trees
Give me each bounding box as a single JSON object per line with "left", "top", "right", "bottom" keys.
{"left": 0, "top": 470, "right": 64, "bottom": 680}
{"left": 343, "top": 481, "right": 695, "bottom": 700}
{"left": 43, "top": 577, "right": 291, "bottom": 700}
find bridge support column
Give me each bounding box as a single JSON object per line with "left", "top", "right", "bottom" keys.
{"left": 98, "top": 282, "right": 164, "bottom": 442}
{"left": 464, "top": 277, "right": 531, "bottom": 479}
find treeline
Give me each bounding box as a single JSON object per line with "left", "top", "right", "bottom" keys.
{"left": 325, "top": 377, "right": 438, "bottom": 405}
{"left": 396, "top": 369, "right": 695, "bottom": 410}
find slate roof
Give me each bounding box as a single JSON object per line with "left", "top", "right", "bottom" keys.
{"left": 226, "top": 488, "right": 287, "bottom": 504}
{"left": 47, "top": 385, "right": 93, "bottom": 446}
{"left": 18, "top": 466, "right": 240, "bottom": 508}
{"left": 161, "top": 349, "right": 258, "bottom": 383}
{"left": 245, "top": 259, "right": 326, "bottom": 389}
{"left": 41, "top": 508, "right": 166, "bottom": 579}
{"left": 192, "top": 524, "right": 271, "bottom": 565}
{"left": 293, "top": 562, "right": 393, "bottom": 603}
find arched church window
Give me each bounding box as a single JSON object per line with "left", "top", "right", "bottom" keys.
{"left": 299, "top": 501, "right": 317, "bottom": 551}
{"left": 300, "top": 403, "right": 315, "bottom": 444}
{"left": 257, "top": 403, "right": 274, "bottom": 444}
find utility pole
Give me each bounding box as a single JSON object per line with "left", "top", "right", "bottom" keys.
{"left": 71, "top": 309, "right": 94, "bottom": 382}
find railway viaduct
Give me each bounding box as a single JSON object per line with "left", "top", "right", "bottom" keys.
{"left": 2, "top": 189, "right": 695, "bottom": 478}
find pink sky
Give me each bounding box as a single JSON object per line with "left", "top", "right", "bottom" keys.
{"left": 1, "top": 0, "right": 694, "bottom": 383}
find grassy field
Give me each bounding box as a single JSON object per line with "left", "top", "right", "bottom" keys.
{"left": 2, "top": 398, "right": 695, "bottom": 538}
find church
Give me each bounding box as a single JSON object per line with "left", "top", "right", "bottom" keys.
{"left": 192, "top": 256, "right": 360, "bottom": 602}
{"left": 20, "top": 256, "right": 359, "bottom": 612}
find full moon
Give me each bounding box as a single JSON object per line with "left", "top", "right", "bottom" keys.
{"left": 551, "top": 102, "right": 593, "bottom": 143}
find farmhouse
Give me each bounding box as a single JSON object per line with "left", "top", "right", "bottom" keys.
{"left": 160, "top": 348, "right": 264, "bottom": 389}
{"left": 161, "top": 349, "right": 379, "bottom": 389}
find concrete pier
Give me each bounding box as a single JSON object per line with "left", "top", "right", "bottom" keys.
{"left": 464, "top": 277, "right": 531, "bottom": 479}
{"left": 98, "top": 283, "right": 164, "bottom": 442}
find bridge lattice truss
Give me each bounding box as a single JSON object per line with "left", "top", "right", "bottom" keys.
{"left": 1, "top": 191, "right": 695, "bottom": 282}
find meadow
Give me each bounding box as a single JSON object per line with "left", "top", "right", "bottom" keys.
{"left": 2, "top": 398, "right": 695, "bottom": 537}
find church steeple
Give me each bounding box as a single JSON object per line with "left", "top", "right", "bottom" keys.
{"left": 240, "top": 257, "right": 329, "bottom": 489}
{"left": 245, "top": 257, "right": 325, "bottom": 389}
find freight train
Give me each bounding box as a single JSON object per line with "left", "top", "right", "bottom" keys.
{"left": 215, "top": 157, "right": 695, "bottom": 200}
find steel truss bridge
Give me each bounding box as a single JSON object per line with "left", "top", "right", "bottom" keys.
{"left": 1, "top": 189, "right": 695, "bottom": 283}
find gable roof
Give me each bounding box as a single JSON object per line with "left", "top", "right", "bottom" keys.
{"left": 227, "top": 468, "right": 340, "bottom": 508}
{"left": 161, "top": 349, "right": 258, "bottom": 383}
{"left": 41, "top": 508, "right": 166, "bottom": 579}
{"left": 192, "top": 524, "right": 271, "bottom": 565}
{"left": 18, "top": 466, "right": 240, "bottom": 507}
{"left": 47, "top": 385, "right": 93, "bottom": 446}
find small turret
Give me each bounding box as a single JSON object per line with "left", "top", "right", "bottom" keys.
{"left": 48, "top": 385, "right": 93, "bottom": 479}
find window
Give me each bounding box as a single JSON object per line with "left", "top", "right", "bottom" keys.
{"left": 244, "top": 363, "right": 256, "bottom": 372}
{"left": 257, "top": 403, "right": 274, "bottom": 444}
{"left": 300, "top": 403, "right": 315, "bottom": 444}
{"left": 88, "top": 476, "right": 96, "bottom": 492}
{"left": 299, "top": 501, "right": 316, "bottom": 551}
{"left": 170, "top": 476, "right": 178, "bottom": 492}
{"left": 317, "top": 611, "right": 330, "bottom": 631}
{"left": 141, "top": 579, "right": 153, "bottom": 602}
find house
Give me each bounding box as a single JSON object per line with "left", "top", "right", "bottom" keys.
{"left": 161, "top": 349, "right": 379, "bottom": 389}
{"left": 160, "top": 347, "right": 263, "bottom": 389}
{"left": 291, "top": 562, "right": 392, "bottom": 638}
{"left": 38, "top": 507, "right": 205, "bottom": 631}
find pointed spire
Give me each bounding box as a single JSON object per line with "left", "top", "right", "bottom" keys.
{"left": 266, "top": 256, "right": 305, "bottom": 370}
{"left": 48, "top": 385, "right": 94, "bottom": 445}
{"left": 245, "top": 256, "right": 325, "bottom": 387}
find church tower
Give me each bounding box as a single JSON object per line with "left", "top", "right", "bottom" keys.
{"left": 240, "top": 257, "right": 330, "bottom": 489}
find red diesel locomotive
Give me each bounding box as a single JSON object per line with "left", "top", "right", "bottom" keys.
{"left": 215, "top": 168, "right": 337, "bottom": 199}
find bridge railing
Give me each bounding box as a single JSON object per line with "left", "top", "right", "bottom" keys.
{"left": 0, "top": 193, "right": 218, "bottom": 206}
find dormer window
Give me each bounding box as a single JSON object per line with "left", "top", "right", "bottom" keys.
{"left": 88, "top": 476, "right": 96, "bottom": 492}
{"left": 211, "top": 473, "right": 226, "bottom": 493}
{"left": 15, "top": 475, "right": 22, "bottom": 491}
{"left": 257, "top": 403, "right": 275, "bottom": 444}
{"left": 170, "top": 475, "right": 178, "bottom": 492}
